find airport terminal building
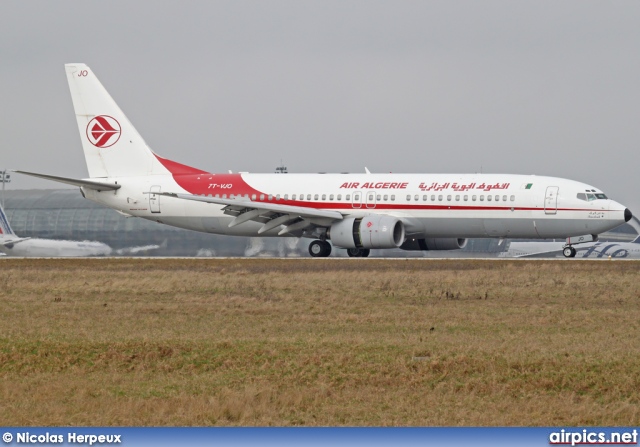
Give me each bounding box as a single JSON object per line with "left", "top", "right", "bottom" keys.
{"left": 3, "top": 189, "right": 637, "bottom": 257}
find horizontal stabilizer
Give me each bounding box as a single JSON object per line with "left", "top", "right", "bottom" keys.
{"left": 0, "top": 237, "right": 31, "bottom": 246}
{"left": 13, "top": 170, "right": 121, "bottom": 191}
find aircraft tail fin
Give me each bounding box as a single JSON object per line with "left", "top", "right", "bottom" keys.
{"left": 0, "top": 202, "right": 16, "bottom": 236}
{"left": 65, "top": 63, "right": 170, "bottom": 179}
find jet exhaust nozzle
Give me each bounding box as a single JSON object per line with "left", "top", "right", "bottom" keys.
{"left": 625, "top": 208, "right": 633, "bottom": 222}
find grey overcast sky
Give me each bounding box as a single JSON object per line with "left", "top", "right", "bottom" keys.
{"left": 2, "top": 1, "right": 639, "bottom": 214}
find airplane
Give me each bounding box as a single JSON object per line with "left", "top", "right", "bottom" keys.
{"left": 0, "top": 201, "right": 159, "bottom": 257}
{"left": 14, "top": 63, "right": 633, "bottom": 257}
{"left": 499, "top": 235, "right": 640, "bottom": 258}
{"left": 0, "top": 201, "right": 111, "bottom": 256}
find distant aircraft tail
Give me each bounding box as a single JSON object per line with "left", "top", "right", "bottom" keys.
{"left": 65, "top": 63, "right": 170, "bottom": 179}
{"left": 632, "top": 235, "right": 640, "bottom": 244}
{"left": 0, "top": 202, "right": 16, "bottom": 236}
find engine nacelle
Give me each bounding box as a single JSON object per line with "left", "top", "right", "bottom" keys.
{"left": 400, "top": 238, "right": 467, "bottom": 251}
{"left": 330, "top": 215, "right": 405, "bottom": 249}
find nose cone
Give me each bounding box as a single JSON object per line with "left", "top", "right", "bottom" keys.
{"left": 625, "top": 208, "right": 632, "bottom": 222}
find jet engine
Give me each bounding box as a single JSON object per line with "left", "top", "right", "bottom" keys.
{"left": 329, "top": 215, "right": 405, "bottom": 249}
{"left": 400, "top": 238, "right": 467, "bottom": 251}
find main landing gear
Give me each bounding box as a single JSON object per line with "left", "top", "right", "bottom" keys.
{"left": 309, "top": 240, "right": 332, "bottom": 257}
{"left": 308, "top": 240, "right": 371, "bottom": 258}
{"left": 563, "top": 246, "right": 577, "bottom": 258}
{"left": 347, "top": 248, "right": 370, "bottom": 258}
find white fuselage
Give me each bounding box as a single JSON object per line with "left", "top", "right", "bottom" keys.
{"left": 0, "top": 237, "right": 112, "bottom": 257}
{"left": 81, "top": 172, "right": 628, "bottom": 240}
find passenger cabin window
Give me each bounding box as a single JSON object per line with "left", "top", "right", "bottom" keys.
{"left": 414, "top": 195, "right": 419, "bottom": 201}
{"left": 487, "top": 195, "right": 492, "bottom": 201}
{"left": 480, "top": 195, "right": 484, "bottom": 201}
{"left": 329, "top": 194, "right": 334, "bottom": 200}
{"left": 472, "top": 195, "right": 477, "bottom": 201}
{"left": 423, "top": 195, "right": 427, "bottom": 201}
{"left": 464, "top": 195, "right": 468, "bottom": 201}
{"left": 276, "top": 194, "right": 280, "bottom": 200}
{"left": 337, "top": 194, "right": 342, "bottom": 200}
{"left": 447, "top": 195, "right": 451, "bottom": 201}
{"left": 455, "top": 195, "right": 460, "bottom": 201}
{"left": 510, "top": 195, "right": 515, "bottom": 201}
{"left": 322, "top": 194, "right": 326, "bottom": 200}
{"left": 391, "top": 195, "right": 395, "bottom": 201}
{"left": 314, "top": 194, "right": 319, "bottom": 200}
{"left": 431, "top": 195, "right": 436, "bottom": 201}
{"left": 268, "top": 194, "right": 273, "bottom": 201}
{"left": 252, "top": 194, "right": 256, "bottom": 200}
{"left": 438, "top": 195, "right": 443, "bottom": 201}
{"left": 346, "top": 194, "right": 351, "bottom": 201}
{"left": 406, "top": 195, "right": 411, "bottom": 201}
{"left": 383, "top": 195, "right": 388, "bottom": 201}
{"left": 502, "top": 195, "right": 507, "bottom": 201}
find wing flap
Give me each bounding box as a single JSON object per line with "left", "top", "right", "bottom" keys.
{"left": 157, "top": 192, "right": 344, "bottom": 221}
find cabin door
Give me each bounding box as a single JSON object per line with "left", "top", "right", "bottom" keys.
{"left": 544, "top": 186, "right": 558, "bottom": 215}
{"left": 149, "top": 185, "right": 161, "bottom": 213}
{"left": 351, "top": 191, "right": 362, "bottom": 209}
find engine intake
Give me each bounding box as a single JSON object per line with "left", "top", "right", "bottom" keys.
{"left": 400, "top": 238, "right": 467, "bottom": 251}
{"left": 330, "top": 215, "right": 405, "bottom": 249}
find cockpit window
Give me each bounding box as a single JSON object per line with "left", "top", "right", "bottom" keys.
{"left": 587, "top": 193, "right": 596, "bottom": 201}
{"left": 576, "top": 193, "right": 587, "bottom": 201}
{"left": 595, "top": 193, "right": 607, "bottom": 199}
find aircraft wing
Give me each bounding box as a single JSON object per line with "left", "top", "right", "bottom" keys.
{"left": 157, "top": 192, "right": 343, "bottom": 235}
{"left": 509, "top": 250, "right": 564, "bottom": 258}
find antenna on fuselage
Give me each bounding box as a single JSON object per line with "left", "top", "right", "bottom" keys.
{"left": 275, "top": 160, "right": 288, "bottom": 174}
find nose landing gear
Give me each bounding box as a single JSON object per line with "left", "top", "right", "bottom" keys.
{"left": 563, "top": 234, "right": 597, "bottom": 258}
{"left": 563, "top": 246, "right": 577, "bottom": 258}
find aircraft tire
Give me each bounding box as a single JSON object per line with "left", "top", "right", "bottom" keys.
{"left": 347, "top": 248, "right": 361, "bottom": 257}
{"left": 563, "top": 247, "right": 573, "bottom": 258}
{"left": 309, "top": 240, "right": 332, "bottom": 257}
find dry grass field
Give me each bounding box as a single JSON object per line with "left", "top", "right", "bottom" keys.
{"left": 0, "top": 258, "right": 638, "bottom": 426}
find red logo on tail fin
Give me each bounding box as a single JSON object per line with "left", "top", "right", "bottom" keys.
{"left": 86, "top": 115, "right": 121, "bottom": 148}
